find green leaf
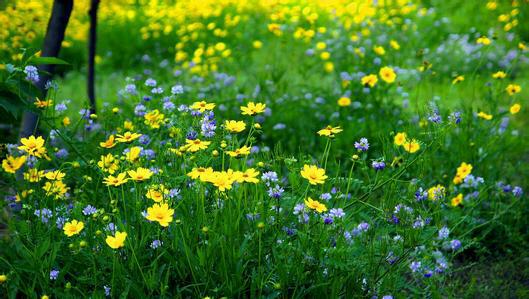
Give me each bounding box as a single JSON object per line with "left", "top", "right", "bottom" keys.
{"left": 28, "top": 56, "right": 70, "bottom": 66}
{"left": 0, "top": 95, "right": 23, "bottom": 119}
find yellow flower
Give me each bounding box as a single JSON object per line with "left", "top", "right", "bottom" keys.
{"left": 103, "top": 172, "right": 128, "bottom": 187}
{"left": 187, "top": 167, "right": 215, "bottom": 181}
{"left": 390, "top": 40, "right": 400, "bottom": 50}
{"left": 379, "top": 66, "right": 396, "bottom": 83}
{"left": 451, "top": 193, "right": 463, "bottom": 207}
{"left": 453, "top": 174, "right": 463, "bottom": 185}
{"left": 106, "top": 231, "right": 127, "bottom": 249}
{"left": 240, "top": 102, "right": 266, "bottom": 116}
{"left": 18, "top": 135, "right": 47, "bottom": 158}
{"left": 486, "top": 1, "right": 497, "bottom": 10}
{"left": 2, "top": 155, "right": 26, "bottom": 174}
{"left": 34, "top": 98, "right": 53, "bottom": 108}
{"left": 337, "top": 96, "right": 351, "bottom": 107}
{"left": 125, "top": 147, "right": 142, "bottom": 162}
{"left": 100, "top": 135, "right": 117, "bottom": 148}
{"left": 191, "top": 101, "right": 215, "bottom": 113}
{"left": 123, "top": 121, "right": 135, "bottom": 131}
{"left": 317, "top": 125, "right": 343, "bottom": 137}
{"left": 209, "top": 171, "right": 235, "bottom": 191}
{"left": 456, "top": 162, "right": 472, "bottom": 179}
{"left": 185, "top": 139, "right": 211, "bottom": 152}
{"left": 116, "top": 131, "right": 142, "bottom": 143}
{"left": 43, "top": 180, "right": 69, "bottom": 199}
{"left": 476, "top": 36, "right": 491, "bottom": 45}
{"left": 98, "top": 154, "right": 119, "bottom": 174}
{"left": 146, "top": 203, "right": 174, "bottom": 227}
{"left": 304, "top": 197, "right": 327, "bottom": 213}
{"left": 236, "top": 168, "right": 260, "bottom": 184}
{"left": 506, "top": 84, "right": 521, "bottom": 96}
{"left": 44, "top": 170, "right": 66, "bottom": 181}
{"left": 324, "top": 62, "right": 334, "bottom": 73}
{"left": 146, "top": 184, "right": 169, "bottom": 202}
{"left": 492, "top": 71, "right": 506, "bottom": 79}
{"left": 477, "top": 111, "right": 493, "bottom": 120}
{"left": 227, "top": 145, "right": 251, "bottom": 157}
{"left": 144, "top": 109, "right": 165, "bottom": 129}
{"left": 127, "top": 167, "right": 153, "bottom": 181}
{"left": 452, "top": 75, "right": 464, "bottom": 85}
{"left": 253, "top": 40, "right": 263, "bottom": 49}
{"left": 0, "top": 274, "right": 6, "bottom": 283}
{"left": 24, "top": 168, "right": 44, "bottom": 182}
{"left": 394, "top": 132, "right": 407, "bottom": 146}
{"left": 225, "top": 120, "right": 246, "bottom": 133}
{"left": 428, "top": 184, "right": 446, "bottom": 201}
{"left": 403, "top": 139, "right": 420, "bottom": 153}
{"left": 300, "top": 164, "right": 327, "bottom": 185}
{"left": 373, "top": 45, "right": 385, "bottom": 55}
{"left": 62, "top": 117, "right": 71, "bottom": 126}
{"left": 510, "top": 103, "right": 521, "bottom": 114}
{"left": 63, "top": 220, "right": 84, "bottom": 237}
{"left": 361, "top": 74, "right": 378, "bottom": 87}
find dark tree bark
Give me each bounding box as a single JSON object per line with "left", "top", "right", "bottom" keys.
{"left": 19, "top": 0, "right": 73, "bottom": 138}
{"left": 87, "top": 0, "right": 100, "bottom": 115}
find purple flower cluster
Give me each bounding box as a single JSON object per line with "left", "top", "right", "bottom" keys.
{"left": 24, "top": 65, "right": 39, "bottom": 83}
{"left": 354, "top": 138, "right": 369, "bottom": 152}
{"left": 200, "top": 111, "right": 216, "bottom": 138}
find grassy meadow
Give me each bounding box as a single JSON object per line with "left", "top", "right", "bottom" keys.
{"left": 1, "top": 0, "right": 529, "bottom": 298}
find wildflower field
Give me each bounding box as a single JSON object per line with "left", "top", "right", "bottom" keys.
{"left": 1, "top": 0, "right": 529, "bottom": 298}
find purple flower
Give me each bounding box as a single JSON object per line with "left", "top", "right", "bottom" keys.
{"left": 106, "top": 223, "right": 117, "bottom": 233}
{"left": 438, "top": 226, "right": 450, "bottom": 240}
{"left": 141, "top": 149, "right": 156, "bottom": 160}
{"left": 372, "top": 161, "right": 386, "bottom": 171}
{"left": 104, "top": 285, "right": 111, "bottom": 297}
{"left": 320, "top": 193, "right": 332, "bottom": 201}
{"left": 125, "top": 84, "right": 137, "bottom": 95}
{"left": 261, "top": 171, "right": 278, "bottom": 184}
{"left": 513, "top": 186, "right": 523, "bottom": 197}
{"left": 186, "top": 130, "right": 198, "bottom": 140}
{"left": 55, "top": 148, "right": 69, "bottom": 159}
{"left": 150, "top": 239, "right": 163, "bottom": 249}
{"left": 329, "top": 208, "right": 345, "bottom": 219}
{"left": 82, "top": 205, "right": 97, "bottom": 216}
{"left": 283, "top": 226, "right": 296, "bottom": 236}
{"left": 151, "top": 87, "right": 164, "bottom": 94}
{"left": 145, "top": 78, "right": 157, "bottom": 87}
{"left": 358, "top": 222, "right": 369, "bottom": 231}
{"left": 139, "top": 134, "right": 151, "bottom": 145}
{"left": 354, "top": 138, "right": 369, "bottom": 151}
{"left": 171, "top": 85, "right": 184, "bottom": 94}
{"left": 293, "top": 203, "right": 305, "bottom": 215}
{"left": 168, "top": 188, "right": 181, "bottom": 198}
{"left": 35, "top": 208, "right": 53, "bottom": 223}
{"left": 423, "top": 269, "right": 433, "bottom": 278}
{"left": 450, "top": 239, "right": 462, "bottom": 250}
{"left": 449, "top": 111, "right": 462, "bottom": 124}
{"left": 323, "top": 217, "right": 334, "bottom": 225}
{"left": 55, "top": 103, "right": 68, "bottom": 112}
{"left": 163, "top": 101, "right": 176, "bottom": 111}
{"left": 267, "top": 185, "right": 284, "bottom": 199}
{"left": 24, "top": 65, "right": 39, "bottom": 83}
{"left": 135, "top": 104, "right": 147, "bottom": 117}
{"left": 50, "top": 269, "right": 59, "bottom": 280}
{"left": 410, "top": 261, "right": 421, "bottom": 272}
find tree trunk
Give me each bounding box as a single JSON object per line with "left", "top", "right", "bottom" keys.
{"left": 19, "top": 0, "right": 74, "bottom": 138}
{"left": 87, "top": 0, "right": 100, "bottom": 115}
